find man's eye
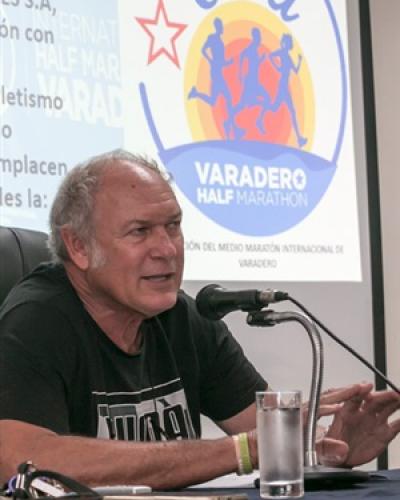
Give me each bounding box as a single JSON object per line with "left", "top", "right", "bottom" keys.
{"left": 167, "top": 221, "right": 181, "bottom": 231}
{"left": 130, "top": 227, "right": 148, "bottom": 236}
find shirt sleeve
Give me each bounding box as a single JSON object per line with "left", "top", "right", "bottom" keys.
{"left": 0, "top": 302, "right": 78, "bottom": 433}
{"left": 180, "top": 293, "right": 267, "bottom": 422}
{"left": 200, "top": 319, "right": 267, "bottom": 421}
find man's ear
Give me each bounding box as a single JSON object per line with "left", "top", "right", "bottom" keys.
{"left": 60, "top": 226, "right": 89, "bottom": 270}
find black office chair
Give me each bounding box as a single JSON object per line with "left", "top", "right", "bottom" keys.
{"left": 0, "top": 226, "right": 51, "bottom": 305}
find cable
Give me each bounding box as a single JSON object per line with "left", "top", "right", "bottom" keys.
{"left": 287, "top": 295, "right": 400, "bottom": 395}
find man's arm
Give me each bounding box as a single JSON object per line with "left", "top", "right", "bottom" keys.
{"left": 0, "top": 419, "right": 241, "bottom": 489}
{"left": 217, "top": 402, "right": 257, "bottom": 434}
{"left": 216, "top": 384, "right": 375, "bottom": 436}
{"left": 218, "top": 383, "right": 400, "bottom": 471}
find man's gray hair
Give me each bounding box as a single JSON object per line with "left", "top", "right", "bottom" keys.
{"left": 48, "top": 149, "right": 169, "bottom": 263}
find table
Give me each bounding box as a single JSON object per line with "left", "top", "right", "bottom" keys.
{"left": 193, "top": 469, "right": 400, "bottom": 499}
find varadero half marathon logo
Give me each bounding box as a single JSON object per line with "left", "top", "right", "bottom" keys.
{"left": 136, "top": 0, "right": 347, "bottom": 236}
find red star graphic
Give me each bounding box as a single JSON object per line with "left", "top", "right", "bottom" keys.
{"left": 136, "top": 0, "right": 187, "bottom": 68}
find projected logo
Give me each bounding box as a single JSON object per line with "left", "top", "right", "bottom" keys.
{"left": 136, "top": 0, "right": 346, "bottom": 236}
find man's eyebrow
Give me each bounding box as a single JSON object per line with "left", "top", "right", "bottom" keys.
{"left": 163, "top": 211, "right": 183, "bottom": 222}
{"left": 122, "top": 212, "right": 182, "bottom": 228}
{"left": 168, "top": 210, "right": 183, "bottom": 220}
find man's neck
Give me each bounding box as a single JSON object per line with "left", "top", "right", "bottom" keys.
{"left": 64, "top": 263, "right": 144, "bottom": 354}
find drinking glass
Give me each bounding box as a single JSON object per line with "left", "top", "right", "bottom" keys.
{"left": 256, "top": 390, "right": 304, "bottom": 498}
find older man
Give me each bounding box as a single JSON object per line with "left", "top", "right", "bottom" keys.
{"left": 0, "top": 150, "right": 399, "bottom": 489}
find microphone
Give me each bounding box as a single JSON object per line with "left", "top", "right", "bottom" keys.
{"left": 196, "top": 284, "right": 289, "bottom": 320}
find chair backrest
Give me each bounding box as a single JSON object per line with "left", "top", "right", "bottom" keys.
{"left": 0, "top": 226, "right": 51, "bottom": 305}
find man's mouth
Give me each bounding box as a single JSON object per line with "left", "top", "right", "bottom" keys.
{"left": 143, "top": 273, "right": 174, "bottom": 282}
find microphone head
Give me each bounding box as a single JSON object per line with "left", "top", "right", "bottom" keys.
{"left": 196, "top": 284, "right": 225, "bottom": 321}
{"left": 195, "top": 284, "right": 262, "bottom": 320}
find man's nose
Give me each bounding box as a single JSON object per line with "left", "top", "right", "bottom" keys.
{"left": 149, "top": 228, "right": 177, "bottom": 258}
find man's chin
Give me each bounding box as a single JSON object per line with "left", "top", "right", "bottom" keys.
{"left": 140, "top": 292, "right": 178, "bottom": 317}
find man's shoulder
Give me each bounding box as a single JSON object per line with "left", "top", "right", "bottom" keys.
{"left": 0, "top": 263, "right": 90, "bottom": 352}
{"left": 0, "top": 262, "right": 79, "bottom": 318}
{"left": 159, "top": 289, "right": 228, "bottom": 341}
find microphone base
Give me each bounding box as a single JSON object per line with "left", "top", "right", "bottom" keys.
{"left": 304, "top": 466, "right": 369, "bottom": 489}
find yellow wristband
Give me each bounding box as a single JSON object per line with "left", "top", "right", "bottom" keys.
{"left": 237, "top": 433, "right": 253, "bottom": 475}
{"left": 232, "top": 435, "right": 244, "bottom": 475}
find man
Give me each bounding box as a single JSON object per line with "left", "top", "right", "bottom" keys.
{"left": 0, "top": 150, "right": 399, "bottom": 489}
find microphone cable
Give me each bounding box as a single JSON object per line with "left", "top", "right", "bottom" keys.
{"left": 287, "top": 295, "right": 400, "bottom": 395}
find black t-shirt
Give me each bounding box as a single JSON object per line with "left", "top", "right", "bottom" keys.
{"left": 0, "top": 264, "right": 266, "bottom": 440}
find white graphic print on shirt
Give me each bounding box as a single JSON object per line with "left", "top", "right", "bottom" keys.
{"left": 94, "top": 378, "right": 196, "bottom": 440}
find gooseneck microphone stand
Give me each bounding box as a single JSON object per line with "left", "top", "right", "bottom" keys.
{"left": 247, "top": 309, "right": 369, "bottom": 485}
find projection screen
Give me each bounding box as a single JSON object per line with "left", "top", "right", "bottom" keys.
{"left": 0, "top": 0, "right": 384, "bottom": 473}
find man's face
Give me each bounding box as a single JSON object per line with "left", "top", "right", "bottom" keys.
{"left": 84, "top": 161, "right": 184, "bottom": 318}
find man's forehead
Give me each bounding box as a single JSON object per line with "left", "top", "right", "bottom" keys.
{"left": 94, "top": 160, "right": 178, "bottom": 211}
{"left": 102, "top": 160, "right": 161, "bottom": 183}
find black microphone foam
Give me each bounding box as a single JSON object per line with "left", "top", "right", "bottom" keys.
{"left": 196, "top": 284, "right": 288, "bottom": 321}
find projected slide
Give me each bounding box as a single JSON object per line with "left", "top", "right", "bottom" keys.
{"left": 1, "top": 0, "right": 361, "bottom": 282}
{"left": 0, "top": 1, "right": 123, "bottom": 230}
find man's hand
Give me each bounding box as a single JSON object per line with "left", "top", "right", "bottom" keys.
{"left": 314, "top": 384, "right": 400, "bottom": 467}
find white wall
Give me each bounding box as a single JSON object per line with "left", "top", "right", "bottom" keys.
{"left": 369, "top": 0, "right": 400, "bottom": 468}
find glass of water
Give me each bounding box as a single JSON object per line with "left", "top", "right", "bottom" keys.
{"left": 256, "top": 390, "right": 304, "bottom": 499}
